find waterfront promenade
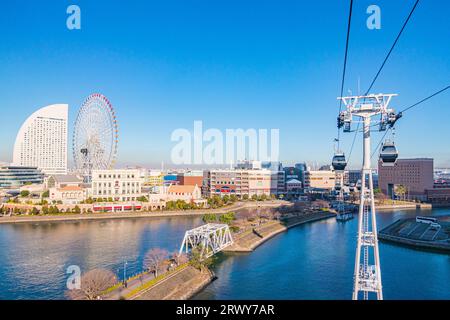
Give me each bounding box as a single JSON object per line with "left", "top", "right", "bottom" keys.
{"left": 224, "top": 211, "right": 335, "bottom": 252}
{"left": 0, "top": 200, "right": 289, "bottom": 225}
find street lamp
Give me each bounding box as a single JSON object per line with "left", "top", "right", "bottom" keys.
{"left": 123, "top": 261, "right": 128, "bottom": 285}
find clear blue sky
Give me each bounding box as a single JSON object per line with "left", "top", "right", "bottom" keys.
{"left": 0, "top": 0, "right": 449, "bottom": 168}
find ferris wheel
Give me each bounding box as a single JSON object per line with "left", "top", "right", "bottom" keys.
{"left": 73, "top": 93, "right": 118, "bottom": 182}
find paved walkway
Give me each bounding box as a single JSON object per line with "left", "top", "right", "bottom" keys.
{"left": 0, "top": 200, "right": 290, "bottom": 224}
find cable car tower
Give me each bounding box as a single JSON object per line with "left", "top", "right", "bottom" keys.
{"left": 337, "top": 93, "right": 400, "bottom": 300}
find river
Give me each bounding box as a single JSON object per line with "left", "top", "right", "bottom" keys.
{"left": 0, "top": 208, "right": 449, "bottom": 300}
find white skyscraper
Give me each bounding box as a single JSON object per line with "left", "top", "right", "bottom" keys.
{"left": 13, "top": 104, "right": 68, "bottom": 175}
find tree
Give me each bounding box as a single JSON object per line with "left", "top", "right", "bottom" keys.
{"left": 73, "top": 205, "right": 81, "bottom": 214}
{"left": 219, "top": 212, "right": 236, "bottom": 225}
{"left": 42, "top": 190, "right": 49, "bottom": 198}
{"left": 66, "top": 269, "right": 117, "bottom": 300}
{"left": 242, "top": 194, "right": 249, "bottom": 201}
{"left": 171, "top": 252, "right": 188, "bottom": 267}
{"left": 137, "top": 196, "right": 148, "bottom": 202}
{"left": 31, "top": 207, "right": 39, "bottom": 215}
{"left": 251, "top": 194, "right": 258, "bottom": 201}
{"left": 20, "top": 190, "right": 30, "bottom": 197}
{"left": 202, "top": 213, "right": 217, "bottom": 223}
{"left": 189, "top": 246, "right": 214, "bottom": 272}
{"left": 230, "top": 195, "right": 238, "bottom": 203}
{"left": 222, "top": 195, "right": 230, "bottom": 204}
{"left": 143, "top": 248, "right": 168, "bottom": 278}
{"left": 42, "top": 206, "right": 49, "bottom": 215}
{"left": 395, "top": 185, "right": 407, "bottom": 201}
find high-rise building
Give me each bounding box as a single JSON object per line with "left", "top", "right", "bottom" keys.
{"left": 13, "top": 104, "right": 68, "bottom": 175}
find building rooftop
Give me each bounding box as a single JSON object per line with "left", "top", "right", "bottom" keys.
{"left": 50, "top": 175, "right": 82, "bottom": 183}
{"left": 57, "top": 186, "right": 83, "bottom": 191}
{"left": 168, "top": 185, "right": 197, "bottom": 194}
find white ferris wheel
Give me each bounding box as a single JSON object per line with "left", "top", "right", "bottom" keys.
{"left": 73, "top": 93, "right": 118, "bottom": 182}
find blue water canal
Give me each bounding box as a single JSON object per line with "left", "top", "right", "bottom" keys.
{"left": 0, "top": 209, "right": 449, "bottom": 300}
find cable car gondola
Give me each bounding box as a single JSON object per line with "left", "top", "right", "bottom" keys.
{"left": 332, "top": 152, "right": 347, "bottom": 172}
{"left": 379, "top": 140, "right": 398, "bottom": 166}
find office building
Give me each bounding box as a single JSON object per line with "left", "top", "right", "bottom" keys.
{"left": 378, "top": 158, "right": 434, "bottom": 200}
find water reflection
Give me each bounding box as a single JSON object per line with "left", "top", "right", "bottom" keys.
{"left": 0, "top": 217, "right": 203, "bottom": 299}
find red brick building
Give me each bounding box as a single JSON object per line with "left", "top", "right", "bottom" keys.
{"left": 378, "top": 158, "right": 434, "bottom": 201}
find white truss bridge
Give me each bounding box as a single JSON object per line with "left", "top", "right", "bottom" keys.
{"left": 179, "top": 223, "right": 234, "bottom": 259}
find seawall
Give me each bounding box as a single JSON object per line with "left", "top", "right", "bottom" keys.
{"left": 223, "top": 211, "right": 335, "bottom": 253}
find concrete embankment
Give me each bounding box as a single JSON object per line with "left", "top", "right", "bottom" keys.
{"left": 223, "top": 211, "right": 335, "bottom": 253}
{"left": 376, "top": 203, "right": 432, "bottom": 212}
{"left": 379, "top": 217, "right": 450, "bottom": 252}
{"left": 130, "top": 266, "right": 214, "bottom": 300}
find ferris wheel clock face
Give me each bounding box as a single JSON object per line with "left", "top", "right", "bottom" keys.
{"left": 73, "top": 93, "right": 118, "bottom": 173}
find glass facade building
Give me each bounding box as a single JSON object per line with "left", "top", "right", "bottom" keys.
{"left": 0, "top": 166, "right": 44, "bottom": 188}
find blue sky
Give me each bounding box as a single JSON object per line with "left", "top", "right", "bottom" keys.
{"left": 0, "top": 0, "right": 449, "bottom": 168}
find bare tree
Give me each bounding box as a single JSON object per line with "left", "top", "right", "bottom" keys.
{"left": 66, "top": 268, "right": 117, "bottom": 300}
{"left": 171, "top": 251, "right": 189, "bottom": 267}
{"left": 143, "top": 248, "right": 168, "bottom": 278}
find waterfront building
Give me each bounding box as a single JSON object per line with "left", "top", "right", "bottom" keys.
{"left": 167, "top": 184, "right": 206, "bottom": 206}
{"left": 49, "top": 186, "right": 86, "bottom": 205}
{"left": 209, "top": 168, "right": 271, "bottom": 197}
{"left": 294, "top": 163, "right": 307, "bottom": 184}
{"left": 145, "top": 170, "right": 164, "bottom": 186}
{"left": 0, "top": 165, "right": 44, "bottom": 188}
{"left": 13, "top": 104, "right": 68, "bottom": 175}
{"left": 45, "top": 174, "right": 83, "bottom": 189}
{"left": 270, "top": 170, "right": 286, "bottom": 196}
{"left": 262, "top": 162, "right": 285, "bottom": 196}
{"left": 286, "top": 178, "right": 302, "bottom": 196}
{"left": 177, "top": 170, "right": 204, "bottom": 186}
{"left": 91, "top": 169, "right": 143, "bottom": 202}
{"left": 304, "top": 170, "right": 336, "bottom": 190}
{"left": 378, "top": 158, "right": 434, "bottom": 201}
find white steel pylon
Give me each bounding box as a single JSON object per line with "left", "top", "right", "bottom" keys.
{"left": 338, "top": 93, "right": 400, "bottom": 300}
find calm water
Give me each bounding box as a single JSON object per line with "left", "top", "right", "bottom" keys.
{"left": 0, "top": 209, "right": 449, "bottom": 300}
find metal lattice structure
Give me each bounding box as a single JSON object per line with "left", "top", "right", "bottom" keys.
{"left": 179, "top": 224, "right": 234, "bottom": 259}
{"left": 73, "top": 93, "right": 118, "bottom": 183}
{"left": 338, "top": 93, "right": 400, "bottom": 300}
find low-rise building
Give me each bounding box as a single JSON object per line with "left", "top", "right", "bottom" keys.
{"left": 49, "top": 185, "right": 86, "bottom": 204}
{"left": 91, "top": 169, "right": 143, "bottom": 202}
{"left": 286, "top": 178, "right": 302, "bottom": 196}
{"left": 45, "top": 174, "right": 83, "bottom": 189}
{"left": 167, "top": 184, "right": 206, "bottom": 206}
{"left": 304, "top": 170, "right": 336, "bottom": 190}
{"left": 0, "top": 165, "right": 44, "bottom": 188}
{"left": 145, "top": 170, "right": 164, "bottom": 186}
{"left": 209, "top": 168, "right": 271, "bottom": 197}
{"left": 177, "top": 170, "right": 204, "bottom": 186}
